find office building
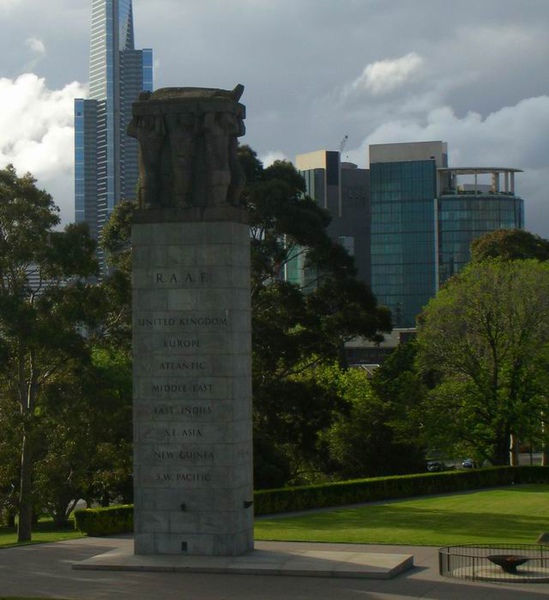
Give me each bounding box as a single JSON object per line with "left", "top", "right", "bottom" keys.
{"left": 75, "top": 0, "right": 153, "bottom": 250}
{"left": 436, "top": 167, "right": 524, "bottom": 284}
{"left": 295, "top": 150, "right": 370, "bottom": 287}
{"left": 370, "top": 141, "right": 524, "bottom": 327}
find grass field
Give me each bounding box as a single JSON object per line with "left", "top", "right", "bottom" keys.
{"left": 0, "top": 520, "right": 84, "bottom": 549}
{"left": 255, "top": 484, "right": 549, "bottom": 546}
{"left": 1, "top": 484, "right": 548, "bottom": 551}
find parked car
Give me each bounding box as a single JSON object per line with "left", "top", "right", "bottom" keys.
{"left": 427, "top": 460, "right": 448, "bottom": 472}
{"left": 462, "top": 458, "right": 474, "bottom": 468}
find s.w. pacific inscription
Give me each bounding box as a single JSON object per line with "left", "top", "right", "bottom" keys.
{"left": 156, "top": 473, "right": 212, "bottom": 482}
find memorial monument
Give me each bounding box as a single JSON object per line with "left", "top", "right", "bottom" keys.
{"left": 129, "top": 85, "right": 253, "bottom": 556}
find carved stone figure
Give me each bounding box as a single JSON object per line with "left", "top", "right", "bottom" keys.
{"left": 128, "top": 85, "right": 246, "bottom": 210}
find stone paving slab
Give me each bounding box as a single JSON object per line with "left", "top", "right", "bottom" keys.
{"left": 73, "top": 539, "right": 414, "bottom": 579}
{"left": 3, "top": 537, "right": 549, "bottom": 599}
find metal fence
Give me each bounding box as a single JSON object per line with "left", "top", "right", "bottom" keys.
{"left": 439, "top": 544, "right": 549, "bottom": 583}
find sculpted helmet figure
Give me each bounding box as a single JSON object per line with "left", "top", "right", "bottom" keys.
{"left": 128, "top": 85, "right": 246, "bottom": 210}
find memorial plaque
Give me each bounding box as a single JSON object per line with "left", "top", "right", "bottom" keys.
{"left": 130, "top": 86, "right": 253, "bottom": 556}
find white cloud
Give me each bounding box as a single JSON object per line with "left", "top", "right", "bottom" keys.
{"left": 359, "top": 96, "right": 549, "bottom": 236}
{"left": 343, "top": 52, "right": 424, "bottom": 99}
{"left": 23, "top": 37, "right": 46, "bottom": 71}
{"left": 0, "top": 73, "right": 86, "bottom": 223}
{"left": 0, "top": 0, "right": 21, "bottom": 9}
{"left": 365, "top": 97, "right": 549, "bottom": 167}
{"left": 261, "top": 151, "right": 288, "bottom": 167}
{"left": 26, "top": 37, "right": 46, "bottom": 56}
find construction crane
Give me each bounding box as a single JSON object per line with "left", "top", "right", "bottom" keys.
{"left": 338, "top": 135, "right": 348, "bottom": 217}
{"left": 339, "top": 134, "right": 349, "bottom": 158}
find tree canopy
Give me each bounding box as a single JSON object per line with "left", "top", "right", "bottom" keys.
{"left": 0, "top": 165, "right": 100, "bottom": 540}
{"left": 239, "top": 146, "right": 391, "bottom": 484}
{"left": 416, "top": 259, "right": 549, "bottom": 465}
{"left": 471, "top": 229, "right": 549, "bottom": 262}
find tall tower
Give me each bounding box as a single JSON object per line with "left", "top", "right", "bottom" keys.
{"left": 75, "top": 0, "right": 153, "bottom": 250}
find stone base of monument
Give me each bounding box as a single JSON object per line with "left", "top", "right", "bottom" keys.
{"left": 132, "top": 210, "right": 253, "bottom": 556}
{"left": 73, "top": 539, "right": 414, "bottom": 580}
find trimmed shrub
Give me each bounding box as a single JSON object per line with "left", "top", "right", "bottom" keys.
{"left": 74, "top": 504, "right": 133, "bottom": 536}
{"left": 253, "top": 466, "right": 549, "bottom": 515}
{"left": 72, "top": 466, "right": 549, "bottom": 533}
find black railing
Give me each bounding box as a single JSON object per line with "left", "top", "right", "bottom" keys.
{"left": 439, "top": 544, "right": 549, "bottom": 582}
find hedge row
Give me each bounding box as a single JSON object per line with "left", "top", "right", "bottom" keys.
{"left": 254, "top": 465, "right": 549, "bottom": 515}
{"left": 74, "top": 504, "right": 133, "bottom": 536}
{"left": 74, "top": 466, "right": 549, "bottom": 535}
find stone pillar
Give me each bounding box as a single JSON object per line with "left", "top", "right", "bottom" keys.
{"left": 130, "top": 87, "right": 253, "bottom": 556}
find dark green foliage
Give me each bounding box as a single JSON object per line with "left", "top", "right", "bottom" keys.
{"left": 0, "top": 165, "right": 99, "bottom": 542}
{"left": 471, "top": 229, "right": 549, "bottom": 262}
{"left": 74, "top": 468, "right": 549, "bottom": 529}
{"left": 34, "top": 347, "right": 133, "bottom": 525}
{"left": 254, "top": 466, "right": 549, "bottom": 516}
{"left": 416, "top": 259, "right": 549, "bottom": 466}
{"left": 74, "top": 505, "right": 133, "bottom": 536}
{"left": 240, "top": 146, "right": 391, "bottom": 486}
{"left": 311, "top": 364, "right": 424, "bottom": 480}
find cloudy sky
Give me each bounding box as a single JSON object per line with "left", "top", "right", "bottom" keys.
{"left": 0, "top": 0, "right": 548, "bottom": 234}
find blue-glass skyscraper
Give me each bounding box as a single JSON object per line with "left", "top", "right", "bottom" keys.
{"left": 370, "top": 142, "right": 524, "bottom": 327}
{"left": 75, "top": 0, "right": 153, "bottom": 246}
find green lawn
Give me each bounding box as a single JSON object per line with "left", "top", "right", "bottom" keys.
{"left": 2, "top": 485, "right": 548, "bottom": 552}
{"left": 255, "top": 484, "right": 549, "bottom": 546}
{"left": 0, "top": 520, "right": 85, "bottom": 549}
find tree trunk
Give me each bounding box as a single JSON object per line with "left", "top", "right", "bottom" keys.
{"left": 17, "top": 431, "right": 33, "bottom": 542}
{"left": 492, "top": 428, "right": 511, "bottom": 465}
{"left": 509, "top": 433, "right": 520, "bottom": 466}
{"left": 542, "top": 414, "right": 548, "bottom": 466}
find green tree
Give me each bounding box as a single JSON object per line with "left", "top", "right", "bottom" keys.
{"left": 471, "top": 229, "right": 549, "bottom": 262}
{"left": 241, "top": 147, "right": 391, "bottom": 484}
{"left": 33, "top": 347, "right": 132, "bottom": 525}
{"left": 369, "top": 341, "right": 427, "bottom": 468}
{"left": 317, "top": 354, "right": 425, "bottom": 480}
{"left": 0, "top": 165, "right": 98, "bottom": 541}
{"left": 416, "top": 259, "right": 549, "bottom": 466}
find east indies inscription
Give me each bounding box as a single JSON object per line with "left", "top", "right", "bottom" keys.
{"left": 131, "top": 86, "right": 253, "bottom": 557}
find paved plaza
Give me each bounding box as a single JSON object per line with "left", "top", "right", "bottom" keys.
{"left": 1, "top": 535, "right": 549, "bottom": 599}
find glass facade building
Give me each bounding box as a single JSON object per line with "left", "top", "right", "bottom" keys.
{"left": 437, "top": 168, "right": 524, "bottom": 283}
{"left": 75, "top": 0, "right": 153, "bottom": 252}
{"left": 370, "top": 142, "right": 524, "bottom": 327}
{"left": 370, "top": 142, "right": 446, "bottom": 327}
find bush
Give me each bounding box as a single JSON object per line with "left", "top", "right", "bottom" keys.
{"left": 254, "top": 466, "right": 549, "bottom": 515}
{"left": 74, "top": 504, "right": 133, "bottom": 536}
{"left": 72, "top": 466, "right": 549, "bottom": 532}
